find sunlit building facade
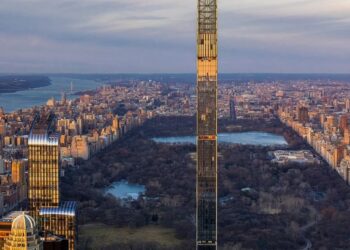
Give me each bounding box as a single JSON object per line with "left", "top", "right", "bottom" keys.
{"left": 39, "top": 201, "right": 77, "bottom": 250}
{"left": 0, "top": 211, "right": 29, "bottom": 248}
{"left": 28, "top": 113, "right": 60, "bottom": 220}
{"left": 0, "top": 221, "right": 12, "bottom": 248}
{"left": 196, "top": 0, "right": 218, "bottom": 249}
{"left": 11, "top": 160, "right": 27, "bottom": 203}
{"left": 4, "top": 213, "right": 42, "bottom": 250}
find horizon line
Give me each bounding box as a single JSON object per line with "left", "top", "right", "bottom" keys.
{"left": 1, "top": 72, "right": 350, "bottom": 76}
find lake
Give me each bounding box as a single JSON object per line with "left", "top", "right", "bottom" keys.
{"left": 106, "top": 180, "right": 146, "bottom": 200}
{"left": 152, "top": 132, "right": 288, "bottom": 146}
{"left": 0, "top": 76, "right": 104, "bottom": 112}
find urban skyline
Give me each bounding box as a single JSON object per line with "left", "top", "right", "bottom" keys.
{"left": 0, "top": 0, "right": 350, "bottom": 249}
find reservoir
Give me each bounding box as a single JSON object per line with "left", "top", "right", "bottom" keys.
{"left": 152, "top": 132, "right": 287, "bottom": 146}
{"left": 106, "top": 180, "right": 146, "bottom": 200}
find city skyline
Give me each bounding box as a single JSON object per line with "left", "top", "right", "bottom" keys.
{"left": 1, "top": 0, "right": 350, "bottom": 73}
{"left": 1, "top": 0, "right": 350, "bottom": 249}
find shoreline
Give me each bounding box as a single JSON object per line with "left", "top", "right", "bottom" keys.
{"left": 0, "top": 76, "right": 104, "bottom": 113}
{"left": 0, "top": 75, "right": 51, "bottom": 94}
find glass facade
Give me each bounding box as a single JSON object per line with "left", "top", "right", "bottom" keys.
{"left": 28, "top": 134, "right": 60, "bottom": 220}
{"left": 39, "top": 202, "right": 77, "bottom": 250}
{"left": 197, "top": 0, "right": 218, "bottom": 249}
{"left": 28, "top": 114, "right": 77, "bottom": 250}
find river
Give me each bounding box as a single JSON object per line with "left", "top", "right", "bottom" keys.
{"left": 0, "top": 76, "right": 104, "bottom": 112}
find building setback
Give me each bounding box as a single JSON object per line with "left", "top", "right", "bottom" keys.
{"left": 40, "top": 201, "right": 77, "bottom": 250}
{"left": 28, "top": 113, "right": 77, "bottom": 250}
{"left": 28, "top": 113, "right": 60, "bottom": 220}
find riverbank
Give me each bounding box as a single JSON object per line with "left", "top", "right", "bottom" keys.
{"left": 0, "top": 75, "right": 104, "bottom": 112}
{"left": 0, "top": 75, "right": 51, "bottom": 93}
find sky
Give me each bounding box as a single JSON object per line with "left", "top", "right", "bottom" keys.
{"left": 1, "top": 0, "right": 350, "bottom": 74}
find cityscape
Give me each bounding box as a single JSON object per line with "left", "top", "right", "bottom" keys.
{"left": 1, "top": 0, "right": 350, "bottom": 250}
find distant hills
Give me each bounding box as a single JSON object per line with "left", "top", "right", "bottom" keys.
{"left": 1, "top": 74, "right": 350, "bottom": 92}
{"left": 50, "top": 73, "right": 350, "bottom": 84}
{"left": 0, "top": 75, "right": 51, "bottom": 93}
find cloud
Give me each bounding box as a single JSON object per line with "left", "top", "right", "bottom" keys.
{"left": 0, "top": 0, "right": 350, "bottom": 73}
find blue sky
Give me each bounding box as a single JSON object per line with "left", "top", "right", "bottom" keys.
{"left": 0, "top": 0, "right": 350, "bottom": 73}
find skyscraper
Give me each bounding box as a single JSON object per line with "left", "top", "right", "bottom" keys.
{"left": 28, "top": 113, "right": 60, "bottom": 220}
{"left": 339, "top": 115, "right": 348, "bottom": 135}
{"left": 297, "top": 106, "right": 309, "bottom": 124}
{"left": 11, "top": 159, "right": 27, "bottom": 203}
{"left": 39, "top": 201, "right": 77, "bottom": 250}
{"left": 230, "top": 97, "right": 237, "bottom": 121}
{"left": 28, "top": 113, "right": 77, "bottom": 250}
{"left": 196, "top": 0, "right": 218, "bottom": 249}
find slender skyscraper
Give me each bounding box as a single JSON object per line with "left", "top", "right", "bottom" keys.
{"left": 196, "top": 0, "right": 218, "bottom": 249}
{"left": 230, "top": 97, "right": 237, "bottom": 121}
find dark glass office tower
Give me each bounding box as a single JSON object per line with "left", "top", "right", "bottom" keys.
{"left": 28, "top": 113, "right": 60, "bottom": 220}
{"left": 196, "top": 0, "right": 218, "bottom": 249}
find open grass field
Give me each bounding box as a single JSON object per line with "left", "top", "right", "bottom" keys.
{"left": 79, "top": 224, "right": 183, "bottom": 249}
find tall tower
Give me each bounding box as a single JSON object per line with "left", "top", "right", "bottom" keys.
{"left": 196, "top": 0, "right": 218, "bottom": 249}
{"left": 28, "top": 113, "right": 77, "bottom": 250}
{"left": 230, "top": 97, "right": 237, "bottom": 121}
{"left": 28, "top": 113, "right": 60, "bottom": 220}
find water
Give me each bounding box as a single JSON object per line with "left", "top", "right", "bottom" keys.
{"left": 0, "top": 76, "right": 104, "bottom": 112}
{"left": 152, "top": 132, "right": 288, "bottom": 146}
{"left": 106, "top": 180, "right": 146, "bottom": 200}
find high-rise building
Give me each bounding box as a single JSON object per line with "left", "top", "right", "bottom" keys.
{"left": 4, "top": 213, "right": 42, "bottom": 250}
{"left": 297, "top": 106, "right": 309, "bottom": 123}
{"left": 11, "top": 159, "right": 27, "bottom": 203}
{"left": 344, "top": 129, "right": 350, "bottom": 145}
{"left": 196, "top": 0, "right": 218, "bottom": 249}
{"left": 326, "top": 115, "right": 336, "bottom": 129}
{"left": 28, "top": 113, "right": 60, "bottom": 220}
{"left": 229, "top": 98, "right": 237, "bottom": 121}
{"left": 346, "top": 99, "right": 350, "bottom": 112}
{"left": 39, "top": 201, "right": 77, "bottom": 250}
{"left": 339, "top": 115, "right": 348, "bottom": 135}
{"left": 28, "top": 113, "right": 77, "bottom": 250}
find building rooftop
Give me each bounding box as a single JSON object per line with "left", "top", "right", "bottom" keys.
{"left": 28, "top": 133, "right": 59, "bottom": 146}
{"left": 31, "top": 112, "right": 56, "bottom": 135}
{"left": 0, "top": 211, "right": 29, "bottom": 223}
{"left": 39, "top": 201, "right": 77, "bottom": 217}
{"left": 12, "top": 213, "right": 36, "bottom": 231}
